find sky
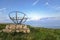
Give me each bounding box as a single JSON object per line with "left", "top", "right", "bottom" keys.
{"left": 0, "top": 0, "right": 60, "bottom": 23}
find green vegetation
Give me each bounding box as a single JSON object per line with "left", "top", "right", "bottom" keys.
{"left": 0, "top": 24, "right": 60, "bottom": 40}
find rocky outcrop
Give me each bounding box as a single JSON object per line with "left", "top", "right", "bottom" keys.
{"left": 2, "top": 24, "right": 30, "bottom": 33}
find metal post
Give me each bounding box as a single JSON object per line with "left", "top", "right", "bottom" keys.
{"left": 16, "top": 11, "right": 18, "bottom": 24}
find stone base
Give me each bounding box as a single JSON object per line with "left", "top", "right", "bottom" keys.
{"left": 2, "top": 24, "right": 30, "bottom": 33}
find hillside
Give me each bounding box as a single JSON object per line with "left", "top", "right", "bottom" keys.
{"left": 0, "top": 24, "right": 60, "bottom": 40}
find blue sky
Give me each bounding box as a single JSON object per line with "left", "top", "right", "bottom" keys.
{"left": 0, "top": 0, "right": 60, "bottom": 22}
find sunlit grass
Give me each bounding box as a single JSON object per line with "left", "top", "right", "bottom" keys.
{"left": 0, "top": 24, "right": 60, "bottom": 40}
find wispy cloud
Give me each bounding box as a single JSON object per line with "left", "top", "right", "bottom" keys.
{"left": 54, "top": 6, "right": 60, "bottom": 10}
{"left": 50, "top": 6, "right": 60, "bottom": 10}
{"left": 0, "top": 8, "right": 6, "bottom": 11}
{"left": 0, "top": 8, "right": 10, "bottom": 23}
{"left": 45, "top": 1, "right": 60, "bottom": 11}
{"left": 32, "top": 0, "right": 39, "bottom": 6}
{"left": 44, "top": 0, "right": 60, "bottom": 10}
{"left": 47, "top": 17, "right": 60, "bottom": 20}
{"left": 45, "top": 2, "right": 49, "bottom": 6}
{"left": 0, "top": 8, "right": 7, "bottom": 14}
{"left": 40, "top": 17, "right": 60, "bottom": 21}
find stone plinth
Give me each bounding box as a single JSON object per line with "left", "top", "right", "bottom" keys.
{"left": 2, "top": 24, "right": 30, "bottom": 33}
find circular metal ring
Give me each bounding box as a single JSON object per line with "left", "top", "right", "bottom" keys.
{"left": 9, "top": 11, "right": 28, "bottom": 24}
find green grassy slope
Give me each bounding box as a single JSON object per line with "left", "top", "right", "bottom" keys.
{"left": 0, "top": 24, "right": 60, "bottom": 40}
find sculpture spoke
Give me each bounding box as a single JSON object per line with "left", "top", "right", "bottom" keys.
{"left": 9, "top": 11, "right": 28, "bottom": 24}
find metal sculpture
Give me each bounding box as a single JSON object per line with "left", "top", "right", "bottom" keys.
{"left": 9, "top": 11, "right": 28, "bottom": 24}
{"left": 0, "top": 11, "right": 30, "bottom": 33}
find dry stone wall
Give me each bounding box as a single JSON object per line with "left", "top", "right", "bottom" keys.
{"left": 2, "top": 24, "right": 30, "bottom": 33}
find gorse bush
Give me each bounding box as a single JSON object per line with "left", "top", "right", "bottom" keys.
{"left": 0, "top": 24, "right": 6, "bottom": 30}
{"left": 0, "top": 24, "right": 60, "bottom": 40}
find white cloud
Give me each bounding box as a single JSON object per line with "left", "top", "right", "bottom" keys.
{"left": 0, "top": 8, "right": 9, "bottom": 23}
{"left": 45, "top": 2, "right": 60, "bottom": 11}
{"left": 45, "top": 17, "right": 60, "bottom": 20}
{"left": 45, "top": 2, "right": 49, "bottom": 6}
{"left": 32, "top": 0, "right": 39, "bottom": 6}
{"left": 0, "top": 8, "right": 6, "bottom": 11}
{"left": 0, "top": 8, "right": 7, "bottom": 14}
{"left": 26, "top": 11, "right": 41, "bottom": 21}
{"left": 55, "top": 6, "right": 60, "bottom": 10}
{"left": 45, "top": 0, "right": 60, "bottom": 10}
{"left": 49, "top": 6, "right": 60, "bottom": 10}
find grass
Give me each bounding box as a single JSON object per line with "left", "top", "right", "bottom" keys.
{"left": 0, "top": 24, "right": 60, "bottom": 40}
